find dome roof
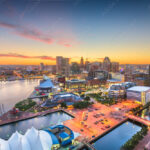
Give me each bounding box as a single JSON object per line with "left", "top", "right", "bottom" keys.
{"left": 0, "top": 127, "right": 53, "bottom": 150}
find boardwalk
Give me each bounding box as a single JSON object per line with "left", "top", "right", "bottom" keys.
{"left": 134, "top": 130, "right": 150, "bottom": 150}
{"left": 0, "top": 108, "right": 72, "bottom": 126}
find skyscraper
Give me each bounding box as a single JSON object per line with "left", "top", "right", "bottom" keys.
{"left": 56, "top": 56, "right": 63, "bottom": 74}
{"left": 40, "top": 63, "right": 45, "bottom": 71}
{"left": 103, "top": 57, "right": 111, "bottom": 72}
{"left": 80, "top": 57, "right": 84, "bottom": 68}
{"left": 56, "top": 56, "right": 70, "bottom": 76}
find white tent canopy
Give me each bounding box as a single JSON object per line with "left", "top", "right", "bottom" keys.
{"left": 0, "top": 127, "right": 53, "bottom": 150}
{"left": 0, "top": 139, "right": 10, "bottom": 150}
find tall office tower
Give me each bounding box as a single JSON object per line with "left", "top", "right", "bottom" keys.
{"left": 149, "top": 65, "right": 150, "bottom": 76}
{"left": 63, "top": 58, "right": 70, "bottom": 77}
{"left": 56, "top": 56, "right": 70, "bottom": 76}
{"left": 111, "top": 62, "right": 119, "bottom": 72}
{"left": 56, "top": 56, "right": 63, "bottom": 74}
{"left": 85, "top": 58, "right": 90, "bottom": 71}
{"left": 40, "top": 63, "right": 45, "bottom": 71}
{"left": 103, "top": 57, "right": 111, "bottom": 72}
{"left": 80, "top": 57, "right": 84, "bottom": 68}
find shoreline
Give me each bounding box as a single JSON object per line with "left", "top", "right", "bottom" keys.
{"left": 0, "top": 108, "right": 74, "bottom": 127}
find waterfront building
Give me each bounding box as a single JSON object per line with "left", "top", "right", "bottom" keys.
{"left": 127, "top": 86, "right": 150, "bottom": 104}
{"left": 66, "top": 79, "right": 86, "bottom": 91}
{"left": 41, "top": 93, "right": 82, "bottom": 108}
{"left": 57, "top": 76, "right": 66, "bottom": 87}
{"left": 34, "top": 76, "right": 56, "bottom": 97}
{"left": 0, "top": 125, "right": 76, "bottom": 150}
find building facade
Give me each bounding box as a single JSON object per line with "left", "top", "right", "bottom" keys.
{"left": 56, "top": 56, "right": 70, "bottom": 76}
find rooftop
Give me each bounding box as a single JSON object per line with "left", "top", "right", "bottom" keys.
{"left": 39, "top": 78, "right": 54, "bottom": 88}
{"left": 127, "top": 86, "right": 150, "bottom": 92}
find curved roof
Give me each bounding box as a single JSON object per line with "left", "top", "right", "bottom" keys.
{"left": 0, "top": 127, "right": 53, "bottom": 150}
{"left": 39, "top": 79, "right": 54, "bottom": 88}
{"left": 44, "top": 129, "right": 59, "bottom": 145}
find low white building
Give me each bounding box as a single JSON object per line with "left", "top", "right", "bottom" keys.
{"left": 127, "top": 86, "right": 150, "bottom": 104}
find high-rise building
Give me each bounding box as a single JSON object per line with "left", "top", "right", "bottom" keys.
{"left": 111, "top": 62, "right": 119, "bottom": 72}
{"left": 71, "top": 62, "right": 80, "bottom": 74}
{"left": 80, "top": 57, "right": 84, "bottom": 69}
{"left": 40, "top": 63, "right": 45, "bottom": 71}
{"left": 85, "top": 58, "right": 90, "bottom": 71}
{"left": 56, "top": 56, "right": 63, "bottom": 74}
{"left": 56, "top": 56, "right": 70, "bottom": 76}
{"left": 103, "top": 57, "right": 111, "bottom": 72}
{"left": 148, "top": 65, "right": 150, "bottom": 77}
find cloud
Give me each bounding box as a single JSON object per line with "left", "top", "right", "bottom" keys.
{"left": 97, "top": 58, "right": 104, "bottom": 60}
{"left": 58, "top": 40, "right": 72, "bottom": 47}
{"left": 0, "top": 53, "right": 56, "bottom": 61}
{"left": 0, "top": 21, "right": 71, "bottom": 46}
{"left": 0, "top": 22, "right": 17, "bottom": 29}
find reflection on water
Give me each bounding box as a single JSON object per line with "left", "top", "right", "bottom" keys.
{"left": 0, "top": 80, "right": 39, "bottom": 112}
{"left": 138, "top": 107, "right": 150, "bottom": 121}
{"left": 93, "top": 121, "right": 141, "bottom": 150}
{"left": 0, "top": 111, "right": 72, "bottom": 139}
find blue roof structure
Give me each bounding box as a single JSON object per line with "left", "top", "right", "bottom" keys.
{"left": 44, "top": 129, "right": 59, "bottom": 145}
{"left": 59, "top": 132, "right": 69, "bottom": 139}
{"left": 39, "top": 79, "right": 54, "bottom": 89}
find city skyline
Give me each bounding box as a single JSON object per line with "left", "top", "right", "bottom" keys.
{"left": 1, "top": 0, "right": 150, "bottom": 65}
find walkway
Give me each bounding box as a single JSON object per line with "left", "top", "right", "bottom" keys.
{"left": 0, "top": 108, "right": 65, "bottom": 126}
{"left": 134, "top": 130, "right": 150, "bottom": 150}
{"left": 128, "top": 114, "right": 150, "bottom": 127}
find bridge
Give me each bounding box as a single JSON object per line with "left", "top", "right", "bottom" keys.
{"left": 128, "top": 114, "right": 150, "bottom": 127}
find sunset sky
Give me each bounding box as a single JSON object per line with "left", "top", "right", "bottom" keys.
{"left": 0, "top": 0, "right": 150, "bottom": 65}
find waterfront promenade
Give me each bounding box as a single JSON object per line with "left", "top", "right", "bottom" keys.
{"left": 134, "top": 130, "right": 150, "bottom": 150}
{"left": 0, "top": 99, "right": 149, "bottom": 150}
{"left": 0, "top": 108, "right": 68, "bottom": 126}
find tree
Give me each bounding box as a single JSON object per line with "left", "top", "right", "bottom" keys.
{"left": 84, "top": 96, "right": 90, "bottom": 101}
{"left": 61, "top": 102, "right": 67, "bottom": 108}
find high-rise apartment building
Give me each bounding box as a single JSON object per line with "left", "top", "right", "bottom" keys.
{"left": 56, "top": 56, "right": 70, "bottom": 76}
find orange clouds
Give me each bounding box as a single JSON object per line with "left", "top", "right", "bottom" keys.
{"left": 0, "top": 53, "right": 56, "bottom": 61}
{"left": 0, "top": 22, "right": 71, "bottom": 47}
